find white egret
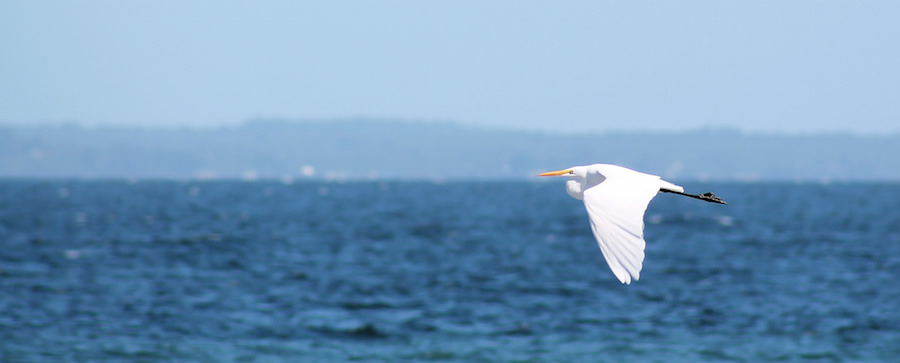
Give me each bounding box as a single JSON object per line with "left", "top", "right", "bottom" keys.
{"left": 539, "top": 164, "right": 726, "bottom": 284}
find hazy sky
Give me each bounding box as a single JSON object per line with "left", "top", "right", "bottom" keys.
{"left": 2, "top": 1, "right": 898, "bottom": 134}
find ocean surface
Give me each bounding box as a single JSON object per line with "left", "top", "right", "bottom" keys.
{"left": 1, "top": 180, "right": 898, "bottom": 362}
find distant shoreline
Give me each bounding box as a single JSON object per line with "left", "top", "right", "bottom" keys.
{"left": 2, "top": 119, "right": 899, "bottom": 180}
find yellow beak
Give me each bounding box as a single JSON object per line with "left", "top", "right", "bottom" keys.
{"left": 538, "top": 169, "right": 573, "bottom": 177}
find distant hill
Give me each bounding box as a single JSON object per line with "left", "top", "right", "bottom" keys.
{"left": 1, "top": 119, "right": 898, "bottom": 180}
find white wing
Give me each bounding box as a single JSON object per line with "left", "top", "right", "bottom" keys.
{"left": 582, "top": 172, "right": 663, "bottom": 284}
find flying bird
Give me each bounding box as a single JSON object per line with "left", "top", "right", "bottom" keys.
{"left": 539, "top": 164, "right": 726, "bottom": 284}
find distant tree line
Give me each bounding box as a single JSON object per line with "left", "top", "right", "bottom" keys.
{"left": 1, "top": 119, "right": 898, "bottom": 180}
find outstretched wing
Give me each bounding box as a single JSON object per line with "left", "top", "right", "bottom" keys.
{"left": 582, "top": 172, "right": 663, "bottom": 284}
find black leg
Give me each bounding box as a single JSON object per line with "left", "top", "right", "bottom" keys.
{"left": 660, "top": 189, "right": 727, "bottom": 205}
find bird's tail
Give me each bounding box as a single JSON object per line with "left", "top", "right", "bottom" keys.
{"left": 659, "top": 180, "right": 684, "bottom": 193}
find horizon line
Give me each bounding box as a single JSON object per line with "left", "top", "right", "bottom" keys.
{"left": 1, "top": 117, "right": 898, "bottom": 137}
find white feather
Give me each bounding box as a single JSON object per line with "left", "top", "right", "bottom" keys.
{"left": 578, "top": 164, "right": 677, "bottom": 284}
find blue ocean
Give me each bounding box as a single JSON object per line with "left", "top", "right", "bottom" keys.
{"left": 1, "top": 180, "right": 898, "bottom": 362}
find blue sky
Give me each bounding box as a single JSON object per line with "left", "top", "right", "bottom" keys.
{"left": 1, "top": 1, "right": 898, "bottom": 134}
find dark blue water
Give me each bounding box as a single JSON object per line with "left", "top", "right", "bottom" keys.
{"left": 1, "top": 180, "right": 899, "bottom": 362}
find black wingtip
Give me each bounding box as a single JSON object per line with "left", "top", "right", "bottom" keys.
{"left": 699, "top": 192, "right": 727, "bottom": 205}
